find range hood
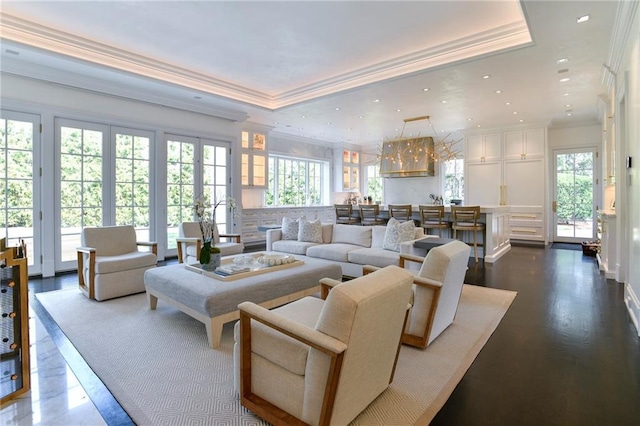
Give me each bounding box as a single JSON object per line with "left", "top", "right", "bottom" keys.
{"left": 379, "top": 136, "right": 435, "bottom": 178}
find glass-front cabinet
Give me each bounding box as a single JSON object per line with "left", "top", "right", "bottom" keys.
{"left": 342, "top": 149, "right": 360, "bottom": 190}
{"left": 241, "top": 130, "right": 267, "bottom": 188}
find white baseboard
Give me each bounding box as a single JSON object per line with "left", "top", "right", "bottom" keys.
{"left": 624, "top": 283, "right": 640, "bottom": 337}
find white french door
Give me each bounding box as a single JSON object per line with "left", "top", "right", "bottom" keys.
{"left": 0, "top": 110, "right": 42, "bottom": 274}
{"left": 55, "top": 118, "right": 155, "bottom": 271}
{"left": 553, "top": 148, "right": 598, "bottom": 243}
{"left": 165, "top": 134, "right": 230, "bottom": 255}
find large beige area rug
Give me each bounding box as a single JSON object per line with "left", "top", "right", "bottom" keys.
{"left": 36, "top": 284, "right": 516, "bottom": 425}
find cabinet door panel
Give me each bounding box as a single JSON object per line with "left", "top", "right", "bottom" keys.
{"left": 504, "top": 131, "right": 523, "bottom": 159}
{"left": 483, "top": 133, "right": 503, "bottom": 161}
{"left": 524, "top": 128, "right": 545, "bottom": 158}
{"left": 465, "top": 135, "right": 484, "bottom": 162}
{"left": 504, "top": 159, "right": 544, "bottom": 206}
{"left": 466, "top": 162, "right": 502, "bottom": 205}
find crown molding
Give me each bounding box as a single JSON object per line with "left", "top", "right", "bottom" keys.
{"left": 602, "top": 0, "right": 639, "bottom": 88}
{"left": 1, "top": 13, "right": 531, "bottom": 110}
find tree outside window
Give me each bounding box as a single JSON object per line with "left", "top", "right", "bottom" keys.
{"left": 366, "top": 164, "right": 383, "bottom": 204}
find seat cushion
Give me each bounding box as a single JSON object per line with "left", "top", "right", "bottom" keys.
{"left": 234, "top": 296, "right": 324, "bottom": 375}
{"left": 272, "top": 240, "right": 320, "bottom": 255}
{"left": 94, "top": 251, "right": 157, "bottom": 274}
{"left": 306, "top": 243, "right": 359, "bottom": 262}
{"left": 347, "top": 247, "right": 401, "bottom": 268}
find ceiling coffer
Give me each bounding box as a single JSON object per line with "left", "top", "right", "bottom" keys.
{"left": 379, "top": 136, "right": 435, "bottom": 178}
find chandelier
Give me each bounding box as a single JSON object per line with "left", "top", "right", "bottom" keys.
{"left": 379, "top": 115, "right": 461, "bottom": 178}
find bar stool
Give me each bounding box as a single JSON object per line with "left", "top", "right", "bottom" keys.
{"left": 419, "top": 205, "right": 451, "bottom": 237}
{"left": 451, "top": 205, "right": 484, "bottom": 262}
{"left": 334, "top": 204, "right": 360, "bottom": 225}
{"left": 388, "top": 204, "right": 412, "bottom": 221}
{"left": 359, "top": 204, "right": 386, "bottom": 226}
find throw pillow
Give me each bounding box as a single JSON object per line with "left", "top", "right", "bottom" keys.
{"left": 281, "top": 216, "right": 300, "bottom": 240}
{"left": 298, "top": 218, "right": 323, "bottom": 243}
{"left": 382, "top": 217, "right": 416, "bottom": 252}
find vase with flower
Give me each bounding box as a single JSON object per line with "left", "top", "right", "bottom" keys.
{"left": 193, "top": 193, "right": 234, "bottom": 270}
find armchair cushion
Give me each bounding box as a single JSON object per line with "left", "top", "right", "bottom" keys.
{"left": 94, "top": 251, "right": 157, "bottom": 274}
{"left": 81, "top": 225, "right": 138, "bottom": 255}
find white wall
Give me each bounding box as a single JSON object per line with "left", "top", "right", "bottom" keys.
{"left": 383, "top": 172, "right": 443, "bottom": 206}
{"left": 616, "top": 4, "right": 640, "bottom": 336}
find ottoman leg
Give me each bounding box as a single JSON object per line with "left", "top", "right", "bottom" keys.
{"left": 206, "top": 318, "right": 223, "bottom": 349}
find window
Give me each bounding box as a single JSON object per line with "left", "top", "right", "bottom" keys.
{"left": 443, "top": 159, "right": 464, "bottom": 202}
{"left": 366, "top": 164, "right": 383, "bottom": 203}
{"left": 266, "top": 155, "right": 326, "bottom": 206}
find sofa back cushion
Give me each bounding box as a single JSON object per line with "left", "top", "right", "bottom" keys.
{"left": 321, "top": 223, "right": 333, "bottom": 243}
{"left": 331, "top": 224, "right": 371, "bottom": 247}
{"left": 281, "top": 216, "right": 300, "bottom": 240}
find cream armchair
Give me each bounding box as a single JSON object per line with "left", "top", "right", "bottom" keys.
{"left": 364, "top": 240, "right": 471, "bottom": 348}
{"left": 234, "top": 265, "right": 413, "bottom": 426}
{"left": 76, "top": 225, "right": 157, "bottom": 301}
{"left": 176, "top": 221, "right": 243, "bottom": 264}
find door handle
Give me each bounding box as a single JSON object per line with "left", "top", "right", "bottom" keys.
{"left": 552, "top": 201, "right": 557, "bottom": 213}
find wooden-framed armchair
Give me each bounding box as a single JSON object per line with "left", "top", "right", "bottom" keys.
{"left": 364, "top": 240, "right": 471, "bottom": 348}
{"left": 76, "top": 225, "right": 157, "bottom": 301}
{"left": 176, "top": 221, "right": 243, "bottom": 264}
{"left": 234, "top": 265, "right": 413, "bottom": 425}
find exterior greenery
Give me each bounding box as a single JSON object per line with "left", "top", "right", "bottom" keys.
{"left": 266, "top": 156, "right": 324, "bottom": 206}
{"left": 556, "top": 152, "right": 594, "bottom": 222}
{"left": 366, "top": 164, "right": 383, "bottom": 203}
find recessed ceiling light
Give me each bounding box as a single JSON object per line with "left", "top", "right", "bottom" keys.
{"left": 560, "top": 77, "right": 571, "bottom": 82}
{"left": 302, "top": 115, "right": 306, "bottom": 118}
{"left": 335, "top": 107, "right": 340, "bottom": 111}
{"left": 373, "top": 99, "right": 380, "bottom": 103}
{"left": 505, "top": 102, "right": 511, "bottom": 106}
{"left": 567, "top": 112, "right": 573, "bottom": 116}
{"left": 483, "top": 75, "right": 491, "bottom": 79}
{"left": 495, "top": 90, "right": 502, "bottom": 94}
{"left": 513, "top": 111, "right": 518, "bottom": 115}
{"left": 396, "top": 109, "right": 402, "bottom": 112}
{"left": 577, "top": 14, "right": 590, "bottom": 23}
{"left": 326, "top": 122, "right": 331, "bottom": 125}
{"left": 477, "top": 124, "right": 482, "bottom": 128}
{"left": 565, "top": 104, "right": 572, "bottom": 108}
{"left": 556, "top": 58, "right": 569, "bottom": 64}
{"left": 441, "top": 100, "right": 447, "bottom": 104}
{"left": 563, "top": 93, "right": 570, "bottom": 96}
{"left": 359, "top": 115, "right": 364, "bottom": 119}
{"left": 423, "top": 88, "right": 430, "bottom": 92}
{"left": 467, "top": 118, "right": 473, "bottom": 121}
{"left": 519, "top": 119, "right": 524, "bottom": 123}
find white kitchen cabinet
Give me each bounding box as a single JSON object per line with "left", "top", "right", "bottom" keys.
{"left": 240, "top": 206, "right": 334, "bottom": 245}
{"left": 465, "top": 133, "right": 502, "bottom": 163}
{"left": 342, "top": 149, "right": 360, "bottom": 190}
{"left": 597, "top": 210, "right": 617, "bottom": 280}
{"left": 241, "top": 130, "right": 268, "bottom": 188}
{"left": 465, "top": 161, "right": 502, "bottom": 206}
{"left": 504, "top": 128, "right": 545, "bottom": 160}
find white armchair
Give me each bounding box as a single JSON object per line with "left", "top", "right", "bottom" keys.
{"left": 176, "top": 221, "right": 243, "bottom": 264}
{"left": 76, "top": 225, "right": 157, "bottom": 301}
{"left": 364, "top": 240, "right": 471, "bottom": 348}
{"left": 234, "top": 265, "right": 413, "bottom": 425}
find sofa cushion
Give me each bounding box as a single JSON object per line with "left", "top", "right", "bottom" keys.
{"left": 331, "top": 224, "right": 371, "bottom": 247}
{"left": 298, "top": 219, "right": 323, "bottom": 243}
{"left": 321, "top": 223, "right": 333, "bottom": 243}
{"left": 82, "top": 225, "right": 138, "bottom": 256}
{"left": 281, "top": 217, "right": 300, "bottom": 240}
{"left": 307, "top": 243, "right": 358, "bottom": 262}
{"left": 371, "top": 226, "right": 387, "bottom": 248}
{"left": 347, "top": 247, "right": 402, "bottom": 268}
{"left": 382, "top": 218, "right": 416, "bottom": 252}
{"left": 272, "top": 240, "right": 320, "bottom": 255}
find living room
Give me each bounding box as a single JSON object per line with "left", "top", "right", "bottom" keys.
{"left": 1, "top": 1, "right": 639, "bottom": 424}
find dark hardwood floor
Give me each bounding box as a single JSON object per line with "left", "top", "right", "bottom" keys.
{"left": 433, "top": 245, "right": 640, "bottom": 426}
{"left": 28, "top": 245, "right": 640, "bottom": 425}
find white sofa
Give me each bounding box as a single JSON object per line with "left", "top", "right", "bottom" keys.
{"left": 266, "top": 223, "right": 428, "bottom": 277}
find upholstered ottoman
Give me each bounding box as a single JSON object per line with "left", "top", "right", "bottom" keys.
{"left": 144, "top": 257, "right": 342, "bottom": 348}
